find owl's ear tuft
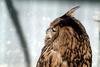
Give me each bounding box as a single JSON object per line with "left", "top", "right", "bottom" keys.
{"left": 62, "top": 6, "right": 80, "bottom": 17}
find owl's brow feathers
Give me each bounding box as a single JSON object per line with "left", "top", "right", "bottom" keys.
{"left": 50, "top": 18, "right": 63, "bottom": 28}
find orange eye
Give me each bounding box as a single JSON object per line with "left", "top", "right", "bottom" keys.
{"left": 52, "top": 28, "right": 56, "bottom": 32}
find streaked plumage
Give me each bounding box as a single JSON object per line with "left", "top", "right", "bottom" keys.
{"left": 36, "top": 6, "right": 92, "bottom": 67}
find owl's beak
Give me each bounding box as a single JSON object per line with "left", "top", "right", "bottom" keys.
{"left": 62, "top": 6, "right": 80, "bottom": 17}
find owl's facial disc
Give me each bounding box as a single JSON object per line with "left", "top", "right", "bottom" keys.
{"left": 45, "top": 25, "right": 59, "bottom": 43}
{"left": 46, "top": 27, "right": 57, "bottom": 39}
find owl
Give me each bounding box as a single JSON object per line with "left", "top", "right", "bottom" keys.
{"left": 36, "top": 6, "right": 92, "bottom": 67}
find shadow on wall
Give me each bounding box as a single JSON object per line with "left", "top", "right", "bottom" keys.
{"left": 5, "top": 0, "right": 31, "bottom": 67}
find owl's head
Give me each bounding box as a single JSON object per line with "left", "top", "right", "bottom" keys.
{"left": 45, "top": 6, "right": 86, "bottom": 44}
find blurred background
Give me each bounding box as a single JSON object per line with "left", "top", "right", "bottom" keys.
{"left": 0, "top": 0, "right": 100, "bottom": 67}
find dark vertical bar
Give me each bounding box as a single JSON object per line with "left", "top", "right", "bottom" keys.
{"left": 95, "top": 22, "right": 100, "bottom": 67}
{"left": 98, "top": 31, "right": 100, "bottom": 67}
{"left": 5, "top": 0, "right": 31, "bottom": 67}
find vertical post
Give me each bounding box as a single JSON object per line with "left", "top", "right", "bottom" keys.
{"left": 98, "top": 23, "right": 100, "bottom": 67}
{"left": 93, "top": 12, "right": 100, "bottom": 67}
{"left": 5, "top": 0, "right": 31, "bottom": 67}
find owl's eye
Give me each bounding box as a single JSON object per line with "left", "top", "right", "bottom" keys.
{"left": 52, "top": 28, "right": 56, "bottom": 32}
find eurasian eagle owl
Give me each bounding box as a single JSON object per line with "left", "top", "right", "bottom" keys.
{"left": 36, "top": 6, "right": 92, "bottom": 67}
